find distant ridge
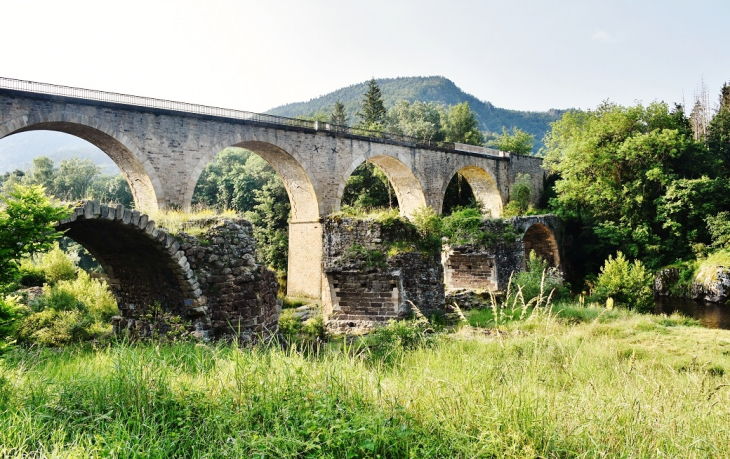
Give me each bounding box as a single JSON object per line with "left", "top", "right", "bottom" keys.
{"left": 266, "top": 76, "right": 566, "bottom": 152}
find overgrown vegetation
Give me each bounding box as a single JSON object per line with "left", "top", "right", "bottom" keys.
{"left": 1, "top": 300, "right": 727, "bottom": 457}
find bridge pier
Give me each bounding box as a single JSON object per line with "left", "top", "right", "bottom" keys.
{"left": 287, "top": 220, "right": 324, "bottom": 299}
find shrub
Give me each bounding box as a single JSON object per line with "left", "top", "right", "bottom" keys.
{"left": 410, "top": 206, "right": 443, "bottom": 253}
{"left": 0, "top": 295, "right": 29, "bottom": 340}
{"left": 20, "top": 243, "right": 78, "bottom": 286}
{"left": 591, "top": 251, "right": 653, "bottom": 312}
{"left": 16, "top": 271, "right": 118, "bottom": 346}
{"left": 364, "top": 319, "right": 436, "bottom": 365}
{"left": 510, "top": 251, "right": 569, "bottom": 303}
{"left": 441, "top": 207, "right": 487, "bottom": 245}
{"left": 502, "top": 173, "right": 533, "bottom": 217}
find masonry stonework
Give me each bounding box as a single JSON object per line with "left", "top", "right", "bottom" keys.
{"left": 1, "top": 85, "right": 545, "bottom": 299}
{"left": 442, "top": 215, "right": 564, "bottom": 293}
{"left": 322, "top": 218, "right": 445, "bottom": 333}
{"left": 58, "top": 202, "right": 279, "bottom": 341}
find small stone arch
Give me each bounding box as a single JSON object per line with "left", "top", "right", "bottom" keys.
{"left": 522, "top": 222, "right": 560, "bottom": 268}
{"left": 0, "top": 112, "right": 163, "bottom": 211}
{"left": 444, "top": 165, "right": 503, "bottom": 217}
{"left": 336, "top": 154, "right": 427, "bottom": 218}
{"left": 184, "top": 137, "right": 320, "bottom": 222}
{"left": 56, "top": 201, "right": 207, "bottom": 333}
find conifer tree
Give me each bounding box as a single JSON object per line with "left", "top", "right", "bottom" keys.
{"left": 356, "top": 78, "right": 387, "bottom": 130}
{"left": 330, "top": 100, "right": 348, "bottom": 126}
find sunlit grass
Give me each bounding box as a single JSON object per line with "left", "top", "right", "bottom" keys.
{"left": 1, "top": 305, "right": 729, "bottom": 457}
{"left": 148, "top": 207, "right": 239, "bottom": 236}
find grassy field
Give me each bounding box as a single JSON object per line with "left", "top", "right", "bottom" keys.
{"left": 1, "top": 305, "right": 729, "bottom": 458}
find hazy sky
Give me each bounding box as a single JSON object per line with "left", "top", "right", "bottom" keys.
{"left": 1, "top": 0, "right": 729, "bottom": 113}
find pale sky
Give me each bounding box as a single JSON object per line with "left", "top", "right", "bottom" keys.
{"left": 1, "top": 0, "right": 729, "bottom": 113}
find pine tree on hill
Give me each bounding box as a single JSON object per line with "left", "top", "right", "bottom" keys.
{"left": 356, "top": 78, "right": 387, "bottom": 130}
{"left": 330, "top": 100, "right": 348, "bottom": 126}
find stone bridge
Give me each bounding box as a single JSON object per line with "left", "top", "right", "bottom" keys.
{"left": 1, "top": 77, "right": 545, "bottom": 299}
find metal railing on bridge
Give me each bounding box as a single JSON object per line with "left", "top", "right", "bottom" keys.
{"left": 0, "top": 76, "right": 508, "bottom": 157}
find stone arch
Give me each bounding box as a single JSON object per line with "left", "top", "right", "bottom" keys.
{"left": 184, "top": 137, "right": 319, "bottom": 222}
{"left": 0, "top": 112, "right": 163, "bottom": 211}
{"left": 184, "top": 135, "right": 322, "bottom": 299}
{"left": 336, "top": 154, "right": 426, "bottom": 218}
{"left": 522, "top": 223, "right": 560, "bottom": 268}
{"left": 55, "top": 201, "right": 207, "bottom": 331}
{"left": 444, "top": 165, "right": 503, "bottom": 217}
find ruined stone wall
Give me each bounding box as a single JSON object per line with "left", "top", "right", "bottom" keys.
{"left": 179, "top": 220, "right": 280, "bottom": 340}
{"left": 59, "top": 202, "right": 278, "bottom": 341}
{"left": 322, "top": 217, "right": 444, "bottom": 333}
{"left": 442, "top": 216, "right": 563, "bottom": 292}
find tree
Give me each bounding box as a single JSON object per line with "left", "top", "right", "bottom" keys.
{"left": 442, "top": 102, "right": 482, "bottom": 145}
{"left": 341, "top": 162, "right": 396, "bottom": 210}
{"left": 53, "top": 157, "right": 100, "bottom": 201}
{"left": 87, "top": 174, "right": 134, "bottom": 207}
{"left": 544, "top": 101, "right": 713, "bottom": 270}
{"left": 28, "top": 156, "right": 56, "bottom": 191}
{"left": 0, "top": 185, "right": 70, "bottom": 286}
{"left": 330, "top": 100, "right": 349, "bottom": 126}
{"left": 487, "top": 127, "right": 534, "bottom": 155}
{"left": 356, "top": 78, "right": 387, "bottom": 131}
{"left": 384, "top": 100, "right": 445, "bottom": 141}
{"left": 707, "top": 82, "right": 730, "bottom": 176}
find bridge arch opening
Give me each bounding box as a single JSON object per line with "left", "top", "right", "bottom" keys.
{"left": 55, "top": 208, "right": 201, "bottom": 323}
{"left": 523, "top": 223, "right": 560, "bottom": 268}
{"left": 187, "top": 141, "right": 321, "bottom": 299}
{"left": 0, "top": 118, "right": 161, "bottom": 211}
{"left": 338, "top": 155, "right": 426, "bottom": 219}
{"left": 443, "top": 166, "right": 503, "bottom": 218}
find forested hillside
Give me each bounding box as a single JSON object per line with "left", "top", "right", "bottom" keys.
{"left": 267, "top": 76, "right": 565, "bottom": 152}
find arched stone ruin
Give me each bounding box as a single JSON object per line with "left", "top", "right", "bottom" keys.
{"left": 56, "top": 201, "right": 279, "bottom": 340}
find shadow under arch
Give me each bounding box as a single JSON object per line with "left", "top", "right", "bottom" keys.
{"left": 522, "top": 222, "right": 560, "bottom": 268}
{"left": 337, "top": 154, "right": 427, "bottom": 218}
{"left": 0, "top": 113, "right": 163, "bottom": 211}
{"left": 56, "top": 202, "right": 204, "bottom": 328}
{"left": 445, "top": 166, "right": 503, "bottom": 217}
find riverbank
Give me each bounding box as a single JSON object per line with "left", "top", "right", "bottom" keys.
{"left": 1, "top": 306, "right": 729, "bottom": 458}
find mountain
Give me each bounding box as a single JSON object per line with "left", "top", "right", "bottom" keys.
{"left": 0, "top": 131, "right": 119, "bottom": 175}
{"left": 266, "top": 76, "right": 567, "bottom": 152}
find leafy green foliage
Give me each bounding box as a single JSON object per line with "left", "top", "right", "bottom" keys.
{"left": 590, "top": 252, "right": 653, "bottom": 311}
{"left": 384, "top": 100, "right": 445, "bottom": 141}
{"left": 441, "top": 207, "right": 486, "bottom": 245}
{"left": 330, "top": 100, "right": 348, "bottom": 126}
{"left": 707, "top": 212, "right": 730, "bottom": 250}
{"left": 0, "top": 185, "right": 70, "bottom": 287}
{"left": 486, "top": 126, "right": 534, "bottom": 155}
{"left": 19, "top": 243, "right": 77, "bottom": 286}
{"left": 545, "top": 101, "right": 714, "bottom": 270}
{"left": 442, "top": 102, "right": 482, "bottom": 145}
{"left": 3, "top": 155, "right": 133, "bottom": 206}
{"left": 192, "top": 148, "right": 291, "bottom": 271}
{"left": 410, "top": 206, "right": 443, "bottom": 253}
{"left": 363, "top": 319, "right": 436, "bottom": 366}
{"left": 341, "top": 162, "right": 396, "bottom": 211}
{"left": 502, "top": 173, "right": 534, "bottom": 217}
{"left": 14, "top": 269, "right": 117, "bottom": 346}
{"left": 510, "top": 251, "right": 569, "bottom": 303}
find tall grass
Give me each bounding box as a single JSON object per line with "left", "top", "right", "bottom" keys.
{"left": 149, "top": 208, "right": 239, "bottom": 236}
{"left": 1, "top": 307, "right": 729, "bottom": 457}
